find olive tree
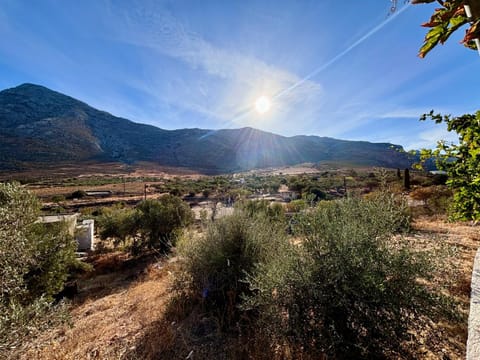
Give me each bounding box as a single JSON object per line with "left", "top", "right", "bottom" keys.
{"left": 97, "top": 195, "right": 194, "bottom": 254}
{"left": 136, "top": 195, "right": 194, "bottom": 253}
{"left": 0, "top": 182, "right": 78, "bottom": 303}
{"left": 0, "top": 182, "right": 78, "bottom": 352}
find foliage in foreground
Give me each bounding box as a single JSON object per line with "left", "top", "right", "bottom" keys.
{"left": 175, "top": 192, "right": 458, "bottom": 358}
{"left": 0, "top": 296, "right": 70, "bottom": 355}
{"left": 393, "top": 0, "right": 480, "bottom": 57}
{"left": 419, "top": 110, "right": 480, "bottom": 221}
{"left": 0, "top": 182, "right": 78, "bottom": 353}
{"left": 176, "top": 211, "right": 289, "bottom": 328}
{"left": 246, "top": 194, "right": 440, "bottom": 358}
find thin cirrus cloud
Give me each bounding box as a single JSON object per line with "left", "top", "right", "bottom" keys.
{"left": 103, "top": 0, "right": 325, "bottom": 130}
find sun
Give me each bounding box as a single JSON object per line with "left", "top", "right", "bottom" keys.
{"left": 254, "top": 95, "right": 271, "bottom": 114}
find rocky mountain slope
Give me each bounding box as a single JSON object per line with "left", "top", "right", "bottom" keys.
{"left": 0, "top": 84, "right": 414, "bottom": 173}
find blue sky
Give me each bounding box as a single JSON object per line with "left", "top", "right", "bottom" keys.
{"left": 0, "top": 0, "right": 478, "bottom": 150}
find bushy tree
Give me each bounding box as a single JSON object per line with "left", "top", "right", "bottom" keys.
{"left": 245, "top": 194, "right": 453, "bottom": 358}
{"left": 418, "top": 110, "right": 480, "bottom": 220}
{"left": 305, "top": 186, "right": 326, "bottom": 202}
{"left": 67, "top": 189, "right": 87, "bottom": 199}
{"left": 135, "top": 195, "right": 194, "bottom": 253}
{"left": 97, "top": 196, "right": 194, "bottom": 254}
{"left": 0, "top": 182, "right": 78, "bottom": 302}
{"left": 236, "top": 199, "right": 286, "bottom": 223}
{"left": 98, "top": 206, "right": 138, "bottom": 248}
{"left": 25, "top": 222, "right": 78, "bottom": 301}
{"left": 176, "top": 211, "right": 289, "bottom": 328}
{"left": 0, "top": 182, "right": 78, "bottom": 352}
{"left": 0, "top": 182, "right": 40, "bottom": 302}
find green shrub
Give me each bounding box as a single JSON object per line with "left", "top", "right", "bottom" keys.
{"left": 245, "top": 193, "right": 452, "bottom": 358}
{"left": 305, "top": 186, "right": 326, "bottom": 201}
{"left": 0, "top": 183, "right": 79, "bottom": 302}
{"left": 236, "top": 200, "right": 285, "bottom": 223}
{"left": 67, "top": 189, "right": 87, "bottom": 199}
{"left": 0, "top": 182, "right": 78, "bottom": 353}
{"left": 0, "top": 296, "right": 70, "bottom": 355}
{"left": 98, "top": 206, "right": 138, "bottom": 248}
{"left": 176, "top": 211, "right": 289, "bottom": 328}
{"left": 25, "top": 221, "right": 78, "bottom": 301}
{"left": 135, "top": 195, "right": 194, "bottom": 253}
{"left": 97, "top": 196, "right": 194, "bottom": 254}
{"left": 169, "top": 187, "right": 182, "bottom": 197}
{"left": 0, "top": 182, "right": 40, "bottom": 302}
{"left": 51, "top": 194, "right": 65, "bottom": 203}
{"left": 284, "top": 199, "right": 307, "bottom": 213}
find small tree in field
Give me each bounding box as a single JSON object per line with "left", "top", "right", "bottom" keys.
{"left": 135, "top": 195, "right": 194, "bottom": 253}
{"left": 98, "top": 206, "right": 138, "bottom": 248}
{"left": 97, "top": 196, "right": 194, "bottom": 254}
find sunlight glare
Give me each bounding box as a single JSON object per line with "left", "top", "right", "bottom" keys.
{"left": 255, "top": 96, "right": 271, "bottom": 114}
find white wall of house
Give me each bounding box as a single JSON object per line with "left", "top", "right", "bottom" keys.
{"left": 38, "top": 214, "right": 95, "bottom": 251}
{"left": 38, "top": 214, "right": 78, "bottom": 236}
{"left": 76, "top": 219, "right": 95, "bottom": 251}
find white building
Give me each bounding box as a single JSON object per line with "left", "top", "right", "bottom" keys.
{"left": 75, "top": 219, "right": 95, "bottom": 251}
{"left": 38, "top": 214, "right": 95, "bottom": 251}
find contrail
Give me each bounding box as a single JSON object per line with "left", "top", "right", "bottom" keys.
{"left": 198, "top": 4, "right": 411, "bottom": 140}
{"left": 274, "top": 4, "right": 411, "bottom": 99}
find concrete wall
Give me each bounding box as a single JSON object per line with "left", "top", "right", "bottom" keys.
{"left": 467, "top": 247, "right": 480, "bottom": 359}
{"left": 38, "top": 214, "right": 78, "bottom": 236}
{"left": 38, "top": 214, "right": 95, "bottom": 251}
{"left": 75, "top": 219, "right": 95, "bottom": 251}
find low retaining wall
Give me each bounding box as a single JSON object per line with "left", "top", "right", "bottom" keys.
{"left": 467, "top": 247, "right": 480, "bottom": 359}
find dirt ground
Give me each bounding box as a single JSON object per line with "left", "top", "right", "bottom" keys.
{"left": 0, "top": 162, "right": 201, "bottom": 182}
{"left": 401, "top": 216, "right": 479, "bottom": 359}
{"left": 16, "top": 216, "right": 480, "bottom": 360}
{"left": 19, "top": 253, "right": 177, "bottom": 360}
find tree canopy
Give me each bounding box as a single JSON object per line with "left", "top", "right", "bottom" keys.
{"left": 98, "top": 195, "right": 194, "bottom": 254}
{"left": 418, "top": 111, "right": 480, "bottom": 221}
{"left": 0, "top": 182, "right": 80, "bottom": 352}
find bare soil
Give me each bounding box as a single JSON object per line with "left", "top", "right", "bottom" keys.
{"left": 0, "top": 161, "right": 202, "bottom": 182}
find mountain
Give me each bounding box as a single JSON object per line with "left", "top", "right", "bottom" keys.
{"left": 0, "top": 83, "right": 414, "bottom": 173}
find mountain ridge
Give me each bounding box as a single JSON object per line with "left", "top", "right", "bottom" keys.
{"left": 0, "top": 83, "right": 414, "bottom": 174}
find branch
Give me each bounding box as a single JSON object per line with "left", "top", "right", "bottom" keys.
{"left": 411, "top": 0, "right": 437, "bottom": 4}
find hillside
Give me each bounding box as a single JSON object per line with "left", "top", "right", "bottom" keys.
{"left": 18, "top": 217, "right": 476, "bottom": 359}
{"left": 0, "top": 84, "right": 415, "bottom": 173}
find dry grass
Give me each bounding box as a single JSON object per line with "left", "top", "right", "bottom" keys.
{"left": 19, "top": 254, "right": 176, "bottom": 360}
{"left": 397, "top": 216, "right": 479, "bottom": 359}
{"left": 16, "top": 216, "right": 479, "bottom": 360}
